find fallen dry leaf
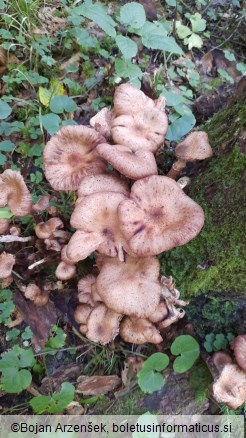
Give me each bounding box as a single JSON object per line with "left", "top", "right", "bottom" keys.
{"left": 40, "top": 364, "right": 81, "bottom": 394}
{"left": 76, "top": 375, "right": 121, "bottom": 396}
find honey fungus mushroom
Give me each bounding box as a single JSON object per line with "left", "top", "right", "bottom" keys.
{"left": 118, "top": 175, "right": 204, "bottom": 256}
{"left": 24, "top": 284, "right": 49, "bottom": 307}
{"left": 96, "top": 255, "right": 162, "bottom": 318}
{"left": 0, "top": 170, "right": 32, "bottom": 216}
{"left": 120, "top": 317, "right": 163, "bottom": 344}
{"left": 231, "top": 335, "right": 246, "bottom": 372}
{"left": 113, "top": 83, "right": 165, "bottom": 116}
{"left": 35, "top": 217, "right": 64, "bottom": 239}
{"left": 0, "top": 252, "right": 15, "bottom": 279}
{"left": 90, "top": 107, "right": 114, "bottom": 140}
{"left": 213, "top": 364, "right": 246, "bottom": 409}
{"left": 167, "top": 131, "right": 213, "bottom": 180}
{"left": 43, "top": 125, "right": 107, "bottom": 191}
{"left": 77, "top": 174, "right": 129, "bottom": 201}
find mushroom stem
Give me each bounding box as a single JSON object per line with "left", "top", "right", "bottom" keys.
{"left": 166, "top": 159, "right": 186, "bottom": 180}
{"left": 0, "top": 235, "right": 32, "bottom": 243}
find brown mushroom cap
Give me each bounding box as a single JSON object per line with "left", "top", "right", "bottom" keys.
{"left": 77, "top": 174, "right": 129, "bottom": 200}
{"left": 0, "top": 219, "right": 9, "bottom": 234}
{"left": 111, "top": 108, "right": 168, "bottom": 153}
{"left": 118, "top": 175, "right": 204, "bottom": 256}
{"left": 74, "top": 303, "right": 93, "bottom": 324}
{"left": 148, "top": 301, "right": 169, "bottom": 323}
{"left": 61, "top": 245, "right": 75, "bottom": 265}
{"left": 90, "top": 107, "right": 114, "bottom": 139}
{"left": 231, "top": 335, "right": 246, "bottom": 372}
{"left": 55, "top": 261, "right": 76, "bottom": 280}
{"left": 96, "top": 143, "right": 158, "bottom": 180}
{"left": 113, "top": 83, "right": 156, "bottom": 116}
{"left": 0, "top": 170, "right": 32, "bottom": 216}
{"left": 175, "top": 131, "right": 213, "bottom": 162}
{"left": 96, "top": 255, "right": 161, "bottom": 318}
{"left": 212, "top": 352, "right": 233, "bottom": 373}
{"left": 43, "top": 125, "right": 107, "bottom": 191}
{"left": 120, "top": 317, "right": 163, "bottom": 344}
{"left": 24, "top": 284, "right": 49, "bottom": 307}
{"left": 32, "top": 195, "right": 50, "bottom": 213}
{"left": 0, "top": 252, "right": 15, "bottom": 279}
{"left": 35, "top": 217, "right": 64, "bottom": 239}
{"left": 213, "top": 364, "right": 246, "bottom": 409}
{"left": 86, "top": 304, "right": 122, "bottom": 345}
{"left": 69, "top": 192, "right": 128, "bottom": 262}
{"left": 78, "top": 274, "right": 100, "bottom": 306}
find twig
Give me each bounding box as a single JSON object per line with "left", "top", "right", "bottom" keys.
{"left": 28, "top": 258, "right": 46, "bottom": 270}
{"left": 0, "top": 235, "right": 32, "bottom": 243}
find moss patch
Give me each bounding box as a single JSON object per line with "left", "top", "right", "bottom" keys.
{"left": 160, "top": 102, "right": 246, "bottom": 298}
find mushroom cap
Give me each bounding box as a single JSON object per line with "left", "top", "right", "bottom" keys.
{"left": 120, "top": 317, "right": 163, "bottom": 344}
{"left": 148, "top": 301, "right": 169, "bottom": 323}
{"left": 66, "top": 230, "right": 103, "bottom": 263}
{"left": 69, "top": 192, "right": 128, "bottom": 261}
{"left": 175, "top": 131, "right": 213, "bottom": 162}
{"left": 0, "top": 219, "right": 9, "bottom": 234}
{"left": 32, "top": 195, "right": 50, "bottom": 212}
{"left": 77, "top": 174, "right": 129, "bottom": 200}
{"left": 111, "top": 108, "right": 168, "bottom": 153}
{"left": 55, "top": 261, "right": 76, "bottom": 280}
{"left": 78, "top": 274, "right": 100, "bottom": 306}
{"left": 0, "top": 252, "right": 15, "bottom": 279}
{"left": 96, "top": 255, "right": 161, "bottom": 318}
{"left": 74, "top": 303, "right": 93, "bottom": 324}
{"left": 113, "top": 83, "right": 156, "bottom": 116}
{"left": 61, "top": 245, "right": 75, "bottom": 265}
{"left": 43, "top": 125, "right": 107, "bottom": 191}
{"left": 0, "top": 170, "right": 32, "bottom": 216}
{"left": 96, "top": 143, "right": 158, "bottom": 180}
{"left": 213, "top": 364, "right": 246, "bottom": 409}
{"left": 231, "top": 335, "right": 246, "bottom": 372}
{"left": 212, "top": 352, "right": 233, "bottom": 373}
{"left": 35, "top": 217, "right": 64, "bottom": 239}
{"left": 86, "top": 304, "right": 122, "bottom": 345}
{"left": 24, "top": 284, "right": 40, "bottom": 300}
{"left": 118, "top": 175, "right": 205, "bottom": 256}
{"left": 90, "top": 107, "right": 114, "bottom": 139}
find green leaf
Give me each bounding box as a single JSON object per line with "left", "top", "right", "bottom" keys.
{"left": 0, "top": 140, "right": 14, "bottom": 152}
{"left": 138, "top": 369, "right": 164, "bottom": 393}
{"left": 1, "top": 368, "right": 32, "bottom": 393}
{"left": 115, "top": 35, "right": 138, "bottom": 60}
{"left": 171, "top": 335, "right": 200, "bottom": 373}
{"left": 29, "top": 394, "right": 53, "bottom": 414}
{"left": 224, "top": 50, "right": 236, "bottom": 62}
{"left": 0, "top": 152, "right": 6, "bottom": 165}
{"left": 189, "top": 13, "right": 206, "bottom": 33}
{"left": 74, "top": 3, "right": 116, "bottom": 38}
{"left": 176, "top": 23, "right": 192, "bottom": 39}
{"left": 165, "top": 0, "right": 176, "bottom": 6}
{"left": 166, "top": 113, "right": 196, "bottom": 141}
{"left": 49, "top": 95, "right": 77, "bottom": 114}
{"left": 30, "top": 382, "right": 75, "bottom": 414}
{"left": 115, "top": 59, "right": 143, "bottom": 88}
{"left": 119, "top": 2, "right": 146, "bottom": 29}
{"left": 185, "top": 33, "right": 203, "bottom": 50}
{"left": 41, "top": 113, "right": 61, "bottom": 135}
{"left": 0, "top": 99, "right": 12, "bottom": 119}
{"left": 18, "top": 348, "right": 35, "bottom": 368}
{"left": 226, "top": 332, "right": 235, "bottom": 342}
{"left": 0, "top": 207, "right": 13, "bottom": 219}
{"left": 236, "top": 63, "right": 246, "bottom": 74}
{"left": 21, "top": 327, "right": 33, "bottom": 340}
{"left": 217, "top": 68, "right": 234, "bottom": 84}
{"left": 141, "top": 22, "right": 183, "bottom": 54}
{"left": 142, "top": 353, "right": 169, "bottom": 372}
{"left": 203, "top": 341, "right": 213, "bottom": 353}
{"left": 6, "top": 328, "right": 20, "bottom": 341}
{"left": 0, "top": 350, "right": 19, "bottom": 369}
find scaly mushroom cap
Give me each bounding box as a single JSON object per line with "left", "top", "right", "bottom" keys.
{"left": 0, "top": 252, "right": 15, "bottom": 279}
{"left": 148, "top": 301, "right": 169, "bottom": 323}
{"left": 113, "top": 83, "right": 156, "bottom": 116}
{"left": 86, "top": 304, "right": 122, "bottom": 345}
{"left": 74, "top": 303, "right": 93, "bottom": 324}
{"left": 112, "top": 108, "right": 168, "bottom": 153}
{"left": 96, "top": 255, "right": 161, "bottom": 318}
{"left": 0, "top": 219, "right": 9, "bottom": 234}
{"left": 77, "top": 174, "right": 129, "bottom": 200}
{"left": 96, "top": 143, "right": 158, "bottom": 180}
{"left": 120, "top": 317, "right": 163, "bottom": 344}
{"left": 118, "top": 176, "right": 205, "bottom": 256}
{"left": 35, "top": 217, "right": 64, "bottom": 239}
{"left": 90, "top": 107, "right": 114, "bottom": 139}
{"left": 213, "top": 364, "right": 246, "bottom": 409}
{"left": 55, "top": 261, "right": 76, "bottom": 280}
{"left": 0, "top": 170, "right": 32, "bottom": 216}
{"left": 175, "top": 131, "right": 213, "bottom": 162}
{"left": 43, "top": 125, "right": 107, "bottom": 191}
{"left": 231, "top": 335, "right": 246, "bottom": 372}
{"left": 69, "top": 192, "right": 128, "bottom": 262}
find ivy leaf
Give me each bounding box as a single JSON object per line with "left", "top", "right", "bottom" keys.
{"left": 49, "top": 96, "right": 77, "bottom": 114}
{"left": 115, "top": 35, "right": 138, "bottom": 60}
{"left": 176, "top": 23, "right": 192, "bottom": 39}
{"left": 74, "top": 3, "right": 116, "bottom": 38}
{"left": 166, "top": 113, "right": 196, "bottom": 141}
{"left": 141, "top": 22, "right": 183, "bottom": 54}
{"left": 189, "top": 13, "right": 206, "bottom": 33}
{"left": 171, "top": 335, "right": 200, "bottom": 373}
{"left": 119, "top": 2, "right": 146, "bottom": 29}
{"left": 185, "top": 33, "right": 203, "bottom": 50}
{"left": 2, "top": 368, "right": 32, "bottom": 393}
{"left": 0, "top": 99, "right": 11, "bottom": 119}
{"left": 137, "top": 369, "right": 164, "bottom": 393}
{"left": 41, "top": 113, "right": 61, "bottom": 135}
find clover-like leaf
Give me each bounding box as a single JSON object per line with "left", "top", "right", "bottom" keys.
{"left": 171, "top": 335, "right": 200, "bottom": 373}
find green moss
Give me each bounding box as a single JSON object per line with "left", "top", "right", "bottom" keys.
{"left": 92, "top": 387, "right": 146, "bottom": 415}
{"left": 160, "top": 103, "right": 246, "bottom": 297}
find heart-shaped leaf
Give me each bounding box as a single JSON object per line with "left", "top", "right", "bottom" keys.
{"left": 171, "top": 335, "right": 200, "bottom": 373}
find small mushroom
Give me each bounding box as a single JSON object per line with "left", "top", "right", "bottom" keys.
{"left": 96, "top": 255, "right": 161, "bottom": 318}
{"left": 0, "top": 252, "right": 15, "bottom": 279}
{"left": 86, "top": 304, "right": 122, "bottom": 345}
{"left": 113, "top": 83, "right": 161, "bottom": 116}
{"left": 96, "top": 143, "right": 158, "bottom": 180}
{"left": 55, "top": 261, "right": 76, "bottom": 280}
{"left": 120, "top": 317, "right": 163, "bottom": 344}
{"left": 78, "top": 274, "right": 101, "bottom": 306}
{"left": 148, "top": 301, "right": 169, "bottom": 323}
{"left": 0, "top": 170, "right": 32, "bottom": 216}
{"left": 24, "top": 284, "right": 49, "bottom": 307}
{"left": 43, "top": 125, "right": 107, "bottom": 191}
{"left": 74, "top": 303, "right": 93, "bottom": 325}
{"left": 213, "top": 364, "right": 246, "bottom": 409}
{"left": 35, "top": 217, "right": 64, "bottom": 239}
{"left": 118, "top": 175, "right": 204, "bottom": 256}
{"left": 167, "top": 131, "right": 213, "bottom": 180}
{"left": 90, "top": 107, "right": 114, "bottom": 139}
{"left": 212, "top": 352, "right": 233, "bottom": 373}
{"left": 32, "top": 195, "right": 51, "bottom": 213}
{"left": 231, "top": 335, "right": 246, "bottom": 372}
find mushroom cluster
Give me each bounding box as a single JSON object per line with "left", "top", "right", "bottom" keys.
{"left": 41, "top": 83, "right": 213, "bottom": 345}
